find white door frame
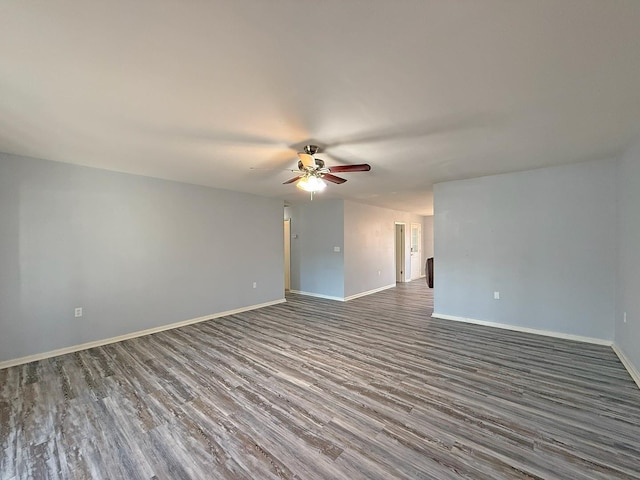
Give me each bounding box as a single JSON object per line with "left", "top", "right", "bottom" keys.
{"left": 395, "top": 222, "right": 406, "bottom": 283}
{"left": 284, "top": 219, "right": 291, "bottom": 291}
{"left": 410, "top": 222, "right": 422, "bottom": 280}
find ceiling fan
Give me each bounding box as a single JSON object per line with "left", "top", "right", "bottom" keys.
{"left": 283, "top": 145, "right": 371, "bottom": 196}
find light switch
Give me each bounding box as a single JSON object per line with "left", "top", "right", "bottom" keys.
{"left": 333, "top": 246, "right": 341, "bottom": 252}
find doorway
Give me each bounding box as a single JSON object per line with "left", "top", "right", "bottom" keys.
{"left": 395, "top": 223, "right": 405, "bottom": 283}
{"left": 284, "top": 219, "right": 291, "bottom": 291}
{"left": 410, "top": 223, "right": 422, "bottom": 280}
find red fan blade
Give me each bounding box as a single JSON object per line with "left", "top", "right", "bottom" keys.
{"left": 328, "top": 164, "right": 371, "bottom": 173}
{"left": 322, "top": 173, "right": 347, "bottom": 184}
{"left": 283, "top": 175, "right": 301, "bottom": 184}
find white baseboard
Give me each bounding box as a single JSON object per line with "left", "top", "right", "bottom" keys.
{"left": 344, "top": 283, "right": 396, "bottom": 302}
{"left": 0, "top": 299, "right": 286, "bottom": 370}
{"left": 612, "top": 343, "right": 640, "bottom": 389}
{"left": 289, "top": 290, "right": 344, "bottom": 302}
{"left": 291, "top": 284, "right": 396, "bottom": 302}
{"left": 431, "top": 313, "right": 613, "bottom": 346}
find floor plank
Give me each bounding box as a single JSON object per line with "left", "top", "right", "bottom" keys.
{"left": 1, "top": 281, "right": 639, "bottom": 479}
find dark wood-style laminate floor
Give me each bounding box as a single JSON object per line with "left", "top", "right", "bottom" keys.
{"left": 2, "top": 282, "right": 640, "bottom": 479}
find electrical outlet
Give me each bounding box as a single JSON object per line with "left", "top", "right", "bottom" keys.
{"left": 74, "top": 307, "right": 83, "bottom": 318}
{"left": 378, "top": 270, "right": 381, "bottom": 276}
{"left": 333, "top": 246, "right": 341, "bottom": 252}
{"left": 494, "top": 291, "right": 500, "bottom": 300}
{"left": 624, "top": 312, "right": 627, "bottom": 323}
{"left": 252, "top": 282, "right": 257, "bottom": 289}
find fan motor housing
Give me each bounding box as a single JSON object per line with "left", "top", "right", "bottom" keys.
{"left": 303, "top": 145, "right": 320, "bottom": 155}
{"left": 298, "top": 158, "right": 325, "bottom": 170}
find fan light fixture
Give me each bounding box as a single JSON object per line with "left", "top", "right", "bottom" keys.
{"left": 296, "top": 175, "right": 326, "bottom": 193}
{"left": 282, "top": 144, "right": 371, "bottom": 199}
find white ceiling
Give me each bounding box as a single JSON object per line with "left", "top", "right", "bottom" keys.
{"left": 1, "top": 1, "right": 639, "bottom": 215}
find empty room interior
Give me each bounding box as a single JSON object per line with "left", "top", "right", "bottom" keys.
{"left": 1, "top": 1, "right": 640, "bottom": 479}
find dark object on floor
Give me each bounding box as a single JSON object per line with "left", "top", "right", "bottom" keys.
{"left": 427, "top": 257, "right": 434, "bottom": 288}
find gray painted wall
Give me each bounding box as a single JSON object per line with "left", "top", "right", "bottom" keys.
{"left": 288, "top": 200, "right": 425, "bottom": 299}
{"left": 288, "top": 199, "right": 345, "bottom": 298}
{"left": 344, "top": 201, "right": 394, "bottom": 297}
{"left": 343, "top": 201, "right": 425, "bottom": 297}
{"left": 615, "top": 144, "right": 640, "bottom": 372}
{"left": 423, "top": 215, "right": 434, "bottom": 266}
{"left": 434, "top": 159, "right": 617, "bottom": 340}
{"left": 0, "top": 153, "right": 284, "bottom": 362}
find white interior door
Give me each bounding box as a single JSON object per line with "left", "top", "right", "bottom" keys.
{"left": 410, "top": 223, "right": 421, "bottom": 280}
